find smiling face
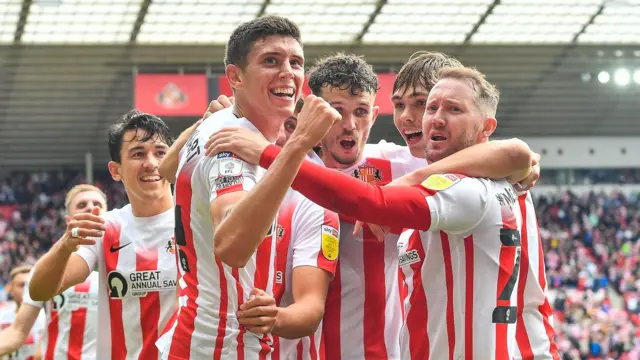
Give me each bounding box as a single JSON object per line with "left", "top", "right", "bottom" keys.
{"left": 228, "top": 35, "right": 305, "bottom": 127}
{"left": 108, "top": 129, "right": 171, "bottom": 211}
{"left": 319, "top": 86, "right": 378, "bottom": 168}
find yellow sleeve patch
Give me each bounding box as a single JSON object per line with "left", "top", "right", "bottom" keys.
{"left": 421, "top": 174, "right": 460, "bottom": 191}
{"left": 321, "top": 225, "right": 339, "bottom": 260}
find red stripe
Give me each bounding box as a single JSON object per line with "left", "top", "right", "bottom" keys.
{"left": 213, "top": 258, "right": 229, "bottom": 360}
{"left": 253, "top": 222, "right": 275, "bottom": 360}
{"left": 170, "top": 160, "right": 199, "bottom": 359}
{"left": 440, "top": 232, "right": 455, "bottom": 360}
{"left": 68, "top": 279, "right": 92, "bottom": 360}
{"left": 362, "top": 226, "right": 388, "bottom": 359}
{"left": 515, "top": 195, "right": 534, "bottom": 358}
{"left": 295, "top": 341, "right": 303, "bottom": 360}
{"left": 464, "top": 235, "right": 474, "bottom": 360}
{"left": 234, "top": 268, "right": 245, "bottom": 360}
{"left": 406, "top": 230, "right": 429, "bottom": 360}
{"left": 216, "top": 183, "right": 243, "bottom": 197}
{"left": 103, "top": 221, "right": 127, "bottom": 360}
{"left": 535, "top": 211, "right": 560, "bottom": 360}
{"left": 44, "top": 308, "right": 59, "bottom": 360}
{"left": 316, "top": 210, "right": 340, "bottom": 274}
{"left": 272, "top": 337, "right": 280, "bottom": 360}
{"left": 309, "top": 333, "right": 318, "bottom": 360}
{"left": 318, "top": 330, "right": 325, "bottom": 360}
{"left": 274, "top": 203, "right": 295, "bottom": 305}
{"left": 322, "top": 262, "right": 341, "bottom": 360}
{"left": 136, "top": 249, "right": 161, "bottom": 360}
{"left": 495, "top": 207, "right": 518, "bottom": 360}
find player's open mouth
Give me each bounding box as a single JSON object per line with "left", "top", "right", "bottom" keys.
{"left": 403, "top": 129, "right": 423, "bottom": 144}
{"left": 430, "top": 135, "right": 447, "bottom": 142}
{"left": 140, "top": 176, "right": 163, "bottom": 183}
{"left": 339, "top": 138, "right": 356, "bottom": 149}
{"left": 270, "top": 87, "right": 295, "bottom": 98}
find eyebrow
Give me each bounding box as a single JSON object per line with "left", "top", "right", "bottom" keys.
{"left": 391, "top": 91, "right": 428, "bottom": 101}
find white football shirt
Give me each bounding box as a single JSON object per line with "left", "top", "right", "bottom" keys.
{"left": 0, "top": 301, "right": 45, "bottom": 360}
{"left": 76, "top": 205, "right": 176, "bottom": 360}
{"left": 22, "top": 271, "right": 99, "bottom": 360}
{"left": 157, "top": 107, "right": 276, "bottom": 359}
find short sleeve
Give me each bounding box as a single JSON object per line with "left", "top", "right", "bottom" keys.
{"left": 419, "top": 174, "right": 491, "bottom": 234}
{"left": 201, "top": 151, "right": 262, "bottom": 204}
{"left": 21, "top": 273, "right": 44, "bottom": 309}
{"left": 75, "top": 233, "right": 103, "bottom": 272}
{"left": 290, "top": 197, "right": 340, "bottom": 276}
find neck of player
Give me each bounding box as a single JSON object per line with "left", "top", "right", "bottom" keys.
{"left": 233, "top": 98, "right": 281, "bottom": 143}
{"left": 129, "top": 191, "right": 173, "bottom": 218}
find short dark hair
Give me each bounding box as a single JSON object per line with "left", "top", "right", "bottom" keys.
{"left": 308, "top": 53, "right": 378, "bottom": 97}
{"left": 393, "top": 51, "right": 463, "bottom": 96}
{"left": 225, "top": 15, "right": 302, "bottom": 69}
{"left": 107, "top": 110, "right": 173, "bottom": 163}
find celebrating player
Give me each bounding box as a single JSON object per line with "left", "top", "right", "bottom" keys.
{"left": 208, "top": 66, "right": 537, "bottom": 359}
{"left": 0, "top": 265, "right": 45, "bottom": 360}
{"left": 29, "top": 111, "right": 177, "bottom": 360}
{"left": 0, "top": 184, "right": 106, "bottom": 360}
{"left": 155, "top": 16, "right": 341, "bottom": 359}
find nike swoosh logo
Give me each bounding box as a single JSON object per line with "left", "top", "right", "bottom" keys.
{"left": 109, "top": 242, "right": 132, "bottom": 253}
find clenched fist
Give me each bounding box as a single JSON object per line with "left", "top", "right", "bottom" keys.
{"left": 289, "top": 95, "right": 341, "bottom": 150}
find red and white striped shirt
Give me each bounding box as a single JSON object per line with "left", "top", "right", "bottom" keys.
{"left": 22, "top": 271, "right": 99, "bottom": 360}
{"left": 272, "top": 190, "right": 340, "bottom": 360}
{"left": 323, "top": 142, "right": 426, "bottom": 360}
{"left": 0, "top": 301, "right": 45, "bottom": 360}
{"left": 514, "top": 192, "right": 559, "bottom": 360}
{"left": 157, "top": 108, "right": 276, "bottom": 359}
{"left": 76, "top": 205, "right": 177, "bottom": 360}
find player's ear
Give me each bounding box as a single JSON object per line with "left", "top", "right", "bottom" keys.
{"left": 481, "top": 117, "right": 497, "bottom": 138}
{"left": 108, "top": 161, "right": 122, "bottom": 182}
{"left": 371, "top": 105, "right": 380, "bottom": 125}
{"left": 226, "top": 64, "right": 243, "bottom": 91}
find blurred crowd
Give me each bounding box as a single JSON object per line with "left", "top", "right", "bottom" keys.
{"left": 2, "top": 168, "right": 640, "bottom": 359}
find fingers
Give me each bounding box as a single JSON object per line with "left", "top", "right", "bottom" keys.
{"left": 70, "top": 212, "right": 105, "bottom": 224}
{"left": 244, "top": 324, "right": 274, "bottom": 335}
{"left": 76, "top": 237, "right": 97, "bottom": 246}
{"left": 218, "top": 95, "right": 233, "bottom": 108}
{"left": 237, "top": 306, "right": 277, "bottom": 320}
{"left": 205, "top": 95, "right": 234, "bottom": 118}
{"left": 91, "top": 206, "right": 101, "bottom": 216}
{"left": 353, "top": 221, "right": 363, "bottom": 236}
{"left": 240, "top": 293, "right": 274, "bottom": 311}
{"left": 369, "top": 224, "right": 387, "bottom": 242}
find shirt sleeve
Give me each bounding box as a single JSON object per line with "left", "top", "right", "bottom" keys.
{"left": 290, "top": 197, "right": 340, "bottom": 276}
{"left": 21, "top": 273, "right": 44, "bottom": 309}
{"left": 201, "top": 151, "right": 262, "bottom": 203}
{"left": 259, "top": 145, "right": 433, "bottom": 231}
{"left": 75, "top": 233, "right": 103, "bottom": 272}
{"left": 420, "top": 174, "right": 491, "bottom": 234}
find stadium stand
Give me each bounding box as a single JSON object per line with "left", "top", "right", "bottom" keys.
{"left": 2, "top": 169, "right": 640, "bottom": 358}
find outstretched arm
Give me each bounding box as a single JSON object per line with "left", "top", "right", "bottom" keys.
{"left": 259, "top": 145, "right": 434, "bottom": 231}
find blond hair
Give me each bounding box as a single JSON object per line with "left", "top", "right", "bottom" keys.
{"left": 9, "top": 265, "right": 32, "bottom": 281}
{"left": 437, "top": 66, "right": 500, "bottom": 118}
{"left": 64, "top": 184, "right": 108, "bottom": 212}
{"left": 393, "top": 51, "right": 463, "bottom": 95}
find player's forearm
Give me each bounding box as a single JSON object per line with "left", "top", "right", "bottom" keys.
{"left": 405, "top": 138, "right": 533, "bottom": 185}
{"left": 159, "top": 129, "right": 193, "bottom": 184}
{"left": 272, "top": 302, "right": 324, "bottom": 339}
{"left": 29, "top": 239, "right": 73, "bottom": 301}
{"left": 259, "top": 145, "right": 432, "bottom": 230}
{"left": 0, "top": 325, "right": 29, "bottom": 355}
{"left": 214, "top": 140, "right": 309, "bottom": 268}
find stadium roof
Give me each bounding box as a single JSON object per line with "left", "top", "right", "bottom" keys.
{"left": 1, "top": 0, "right": 640, "bottom": 168}
{"left": 2, "top": 0, "right": 640, "bottom": 46}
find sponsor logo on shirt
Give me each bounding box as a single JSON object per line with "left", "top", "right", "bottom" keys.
{"left": 214, "top": 175, "right": 243, "bottom": 191}
{"left": 495, "top": 186, "right": 517, "bottom": 207}
{"left": 276, "top": 271, "right": 283, "bottom": 284}
{"left": 52, "top": 292, "right": 98, "bottom": 312}
{"left": 398, "top": 249, "right": 421, "bottom": 267}
{"left": 107, "top": 270, "right": 177, "bottom": 299}
{"left": 351, "top": 162, "right": 383, "bottom": 184}
{"left": 321, "top": 225, "right": 339, "bottom": 261}
{"left": 217, "top": 152, "right": 243, "bottom": 177}
{"left": 421, "top": 173, "right": 461, "bottom": 191}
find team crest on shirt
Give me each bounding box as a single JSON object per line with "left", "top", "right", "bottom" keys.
{"left": 107, "top": 270, "right": 177, "bottom": 299}
{"left": 166, "top": 237, "right": 176, "bottom": 254}
{"left": 351, "top": 162, "right": 383, "bottom": 184}
{"left": 321, "top": 225, "right": 339, "bottom": 261}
